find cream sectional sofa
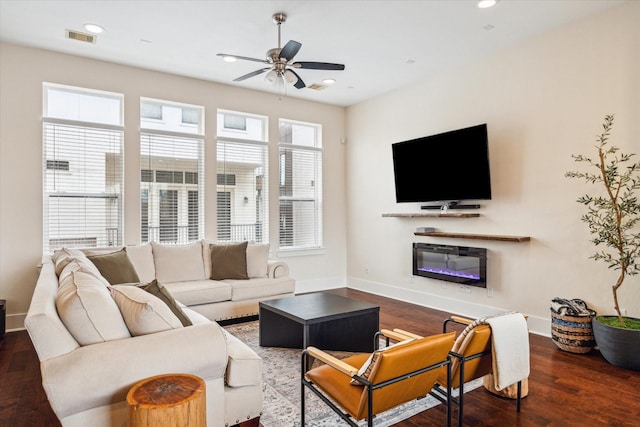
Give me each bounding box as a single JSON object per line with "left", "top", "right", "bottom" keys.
{"left": 88, "top": 240, "right": 296, "bottom": 321}
{"left": 25, "top": 241, "right": 295, "bottom": 427}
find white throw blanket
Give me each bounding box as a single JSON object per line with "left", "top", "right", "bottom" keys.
{"left": 485, "top": 312, "right": 530, "bottom": 391}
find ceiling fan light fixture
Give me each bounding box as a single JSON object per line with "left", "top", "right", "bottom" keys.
{"left": 265, "top": 69, "right": 279, "bottom": 84}
{"left": 322, "top": 78, "right": 336, "bottom": 85}
{"left": 284, "top": 69, "right": 298, "bottom": 84}
{"left": 218, "top": 12, "right": 344, "bottom": 93}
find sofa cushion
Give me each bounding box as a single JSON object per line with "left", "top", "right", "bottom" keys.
{"left": 55, "top": 269, "right": 131, "bottom": 345}
{"left": 125, "top": 244, "right": 156, "bottom": 283}
{"left": 87, "top": 248, "right": 140, "bottom": 285}
{"left": 210, "top": 242, "right": 249, "bottom": 280}
{"left": 181, "top": 307, "right": 211, "bottom": 325}
{"left": 140, "top": 280, "right": 192, "bottom": 327}
{"left": 224, "top": 276, "right": 296, "bottom": 301}
{"left": 246, "top": 243, "right": 269, "bottom": 278}
{"left": 110, "top": 285, "right": 183, "bottom": 336}
{"left": 163, "top": 280, "right": 232, "bottom": 306}
{"left": 152, "top": 242, "right": 206, "bottom": 283}
{"left": 224, "top": 330, "right": 262, "bottom": 387}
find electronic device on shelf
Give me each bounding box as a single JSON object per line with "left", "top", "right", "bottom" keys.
{"left": 391, "top": 123, "right": 492, "bottom": 210}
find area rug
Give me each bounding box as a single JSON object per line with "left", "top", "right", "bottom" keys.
{"left": 223, "top": 320, "right": 483, "bottom": 426}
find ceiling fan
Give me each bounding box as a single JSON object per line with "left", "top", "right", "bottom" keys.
{"left": 217, "top": 13, "right": 345, "bottom": 90}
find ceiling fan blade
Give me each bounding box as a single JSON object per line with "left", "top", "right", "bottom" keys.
{"left": 293, "top": 62, "right": 345, "bottom": 70}
{"left": 286, "top": 69, "right": 306, "bottom": 89}
{"left": 217, "top": 53, "right": 269, "bottom": 64}
{"left": 279, "top": 40, "right": 302, "bottom": 61}
{"left": 233, "top": 68, "right": 271, "bottom": 82}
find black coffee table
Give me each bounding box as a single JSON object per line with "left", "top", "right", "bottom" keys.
{"left": 259, "top": 293, "right": 380, "bottom": 352}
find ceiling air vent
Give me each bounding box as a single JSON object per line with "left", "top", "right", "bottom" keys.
{"left": 66, "top": 29, "right": 96, "bottom": 44}
{"left": 307, "top": 83, "right": 327, "bottom": 91}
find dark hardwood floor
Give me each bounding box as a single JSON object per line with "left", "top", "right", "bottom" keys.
{"left": 1, "top": 288, "right": 638, "bottom": 426}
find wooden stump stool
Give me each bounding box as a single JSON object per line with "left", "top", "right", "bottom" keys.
{"left": 127, "top": 373, "right": 206, "bottom": 427}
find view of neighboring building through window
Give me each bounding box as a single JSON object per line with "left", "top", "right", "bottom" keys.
{"left": 216, "top": 110, "right": 269, "bottom": 243}
{"left": 279, "top": 120, "right": 323, "bottom": 250}
{"left": 42, "top": 83, "right": 124, "bottom": 254}
{"left": 140, "top": 98, "right": 204, "bottom": 244}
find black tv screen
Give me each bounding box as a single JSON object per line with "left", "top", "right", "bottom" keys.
{"left": 392, "top": 123, "right": 492, "bottom": 204}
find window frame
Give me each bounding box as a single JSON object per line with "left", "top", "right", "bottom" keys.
{"left": 278, "top": 118, "right": 324, "bottom": 253}
{"left": 140, "top": 97, "right": 205, "bottom": 245}
{"left": 42, "top": 83, "right": 125, "bottom": 255}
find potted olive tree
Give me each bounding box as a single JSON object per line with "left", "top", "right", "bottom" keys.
{"left": 565, "top": 114, "right": 640, "bottom": 370}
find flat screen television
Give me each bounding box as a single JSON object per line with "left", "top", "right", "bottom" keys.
{"left": 391, "top": 123, "right": 492, "bottom": 207}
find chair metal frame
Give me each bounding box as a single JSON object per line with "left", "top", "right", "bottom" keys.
{"left": 301, "top": 330, "right": 453, "bottom": 427}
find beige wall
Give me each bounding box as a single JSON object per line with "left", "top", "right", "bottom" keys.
{"left": 2, "top": 2, "right": 638, "bottom": 335}
{"left": 345, "top": 1, "right": 639, "bottom": 335}
{"left": 0, "top": 44, "right": 347, "bottom": 329}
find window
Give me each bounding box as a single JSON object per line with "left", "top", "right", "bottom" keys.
{"left": 279, "top": 120, "right": 323, "bottom": 250}
{"left": 140, "top": 98, "right": 204, "bottom": 244}
{"left": 223, "top": 114, "right": 247, "bottom": 131}
{"left": 216, "top": 110, "right": 269, "bottom": 243}
{"left": 42, "top": 83, "right": 124, "bottom": 254}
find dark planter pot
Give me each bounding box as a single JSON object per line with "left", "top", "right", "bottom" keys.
{"left": 592, "top": 316, "right": 640, "bottom": 371}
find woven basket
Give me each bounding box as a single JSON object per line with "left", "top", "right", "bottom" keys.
{"left": 550, "top": 309, "right": 596, "bottom": 353}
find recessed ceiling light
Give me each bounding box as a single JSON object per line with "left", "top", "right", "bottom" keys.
{"left": 223, "top": 55, "right": 237, "bottom": 63}
{"left": 477, "top": 0, "right": 497, "bottom": 9}
{"left": 83, "top": 23, "right": 104, "bottom": 34}
{"left": 322, "top": 78, "right": 336, "bottom": 85}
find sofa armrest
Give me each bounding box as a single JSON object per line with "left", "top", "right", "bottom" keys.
{"left": 268, "top": 261, "right": 289, "bottom": 278}
{"left": 40, "top": 321, "right": 228, "bottom": 419}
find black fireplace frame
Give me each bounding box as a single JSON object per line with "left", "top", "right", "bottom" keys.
{"left": 412, "top": 243, "right": 487, "bottom": 288}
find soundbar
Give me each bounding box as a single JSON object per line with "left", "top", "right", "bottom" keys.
{"left": 421, "top": 204, "right": 481, "bottom": 210}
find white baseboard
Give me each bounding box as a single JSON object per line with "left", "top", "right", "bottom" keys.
{"left": 6, "top": 313, "right": 26, "bottom": 332}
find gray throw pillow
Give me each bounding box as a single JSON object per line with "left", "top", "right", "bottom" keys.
{"left": 210, "top": 241, "right": 249, "bottom": 280}
{"left": 140, "top": 280, "right": 192, "bottom": 327}
{"left": 87, "top": 248, "right": 140, "bottom": 285}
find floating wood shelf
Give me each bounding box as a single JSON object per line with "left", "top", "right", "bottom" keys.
{"left": 414, "top": 231, "right": 531, "bottom": 242}
{"left": 382, "top": 213, "right": 480, "bottom": 218}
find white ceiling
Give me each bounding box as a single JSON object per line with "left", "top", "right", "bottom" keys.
{"left": 0, "top": 0, "right": 626, "bottom": 106}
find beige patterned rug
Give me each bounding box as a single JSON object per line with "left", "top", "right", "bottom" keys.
{"left": 223, "top": 320, "right": 483, "bottom": 426}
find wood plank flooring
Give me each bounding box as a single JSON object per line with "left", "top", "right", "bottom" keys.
{"left": 1, "top": 288, "right": 638, "bottom": 426}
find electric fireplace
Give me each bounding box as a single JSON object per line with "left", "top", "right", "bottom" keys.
{"left": 413, "top": 243, "right": 487, "bottom": 288}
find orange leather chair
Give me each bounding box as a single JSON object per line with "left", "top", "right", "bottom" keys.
{"left": 301, "top": 330, "right": 456, "bottom": 427}
{"left": 429, "top": 315, "right": 526, "bottom": 426}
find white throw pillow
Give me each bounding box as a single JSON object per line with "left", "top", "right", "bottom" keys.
{"left": 151, "top": 242, "right": 206, "bottom": 283}
{"left": 52, "top": 247, "right": 90, "bottom": 277}
{"left": 246, "top": 243, "right": 270, "bottom": 278}
{"left": 56, "top": 270, "right": 131, "bottom": 346}
{"left": 110, "top": 285, "right": 183, "bottom": 336}
{"left": 58, "top": 257, "right": 109, "bottom": 285}
{"left": 125, "top": 244, "right": 156, "bottom": 283}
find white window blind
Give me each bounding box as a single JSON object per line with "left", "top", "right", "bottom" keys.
{"left": 42, "top": 83, "right": 124, "bottom": 255}
{"left": 278, "top": 120, "right": 323, "bottom": 250}
{"left": 141, "top": 98, "right": 204, "bottom": 244}
{"left": 216, "top": 110, "right": 269, "bottom": 243}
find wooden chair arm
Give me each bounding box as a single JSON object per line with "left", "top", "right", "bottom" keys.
{"left": 306, "top": 346, "right": 359, "bottom": 377}
{"left": 450, "top": 315, "right": 474, "bottom": 325}
{"left": 380, "top": 329, "right": 415, "bottom": 342}
{"left": 390, "top": 328, "right": 423, "bottom": 339}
